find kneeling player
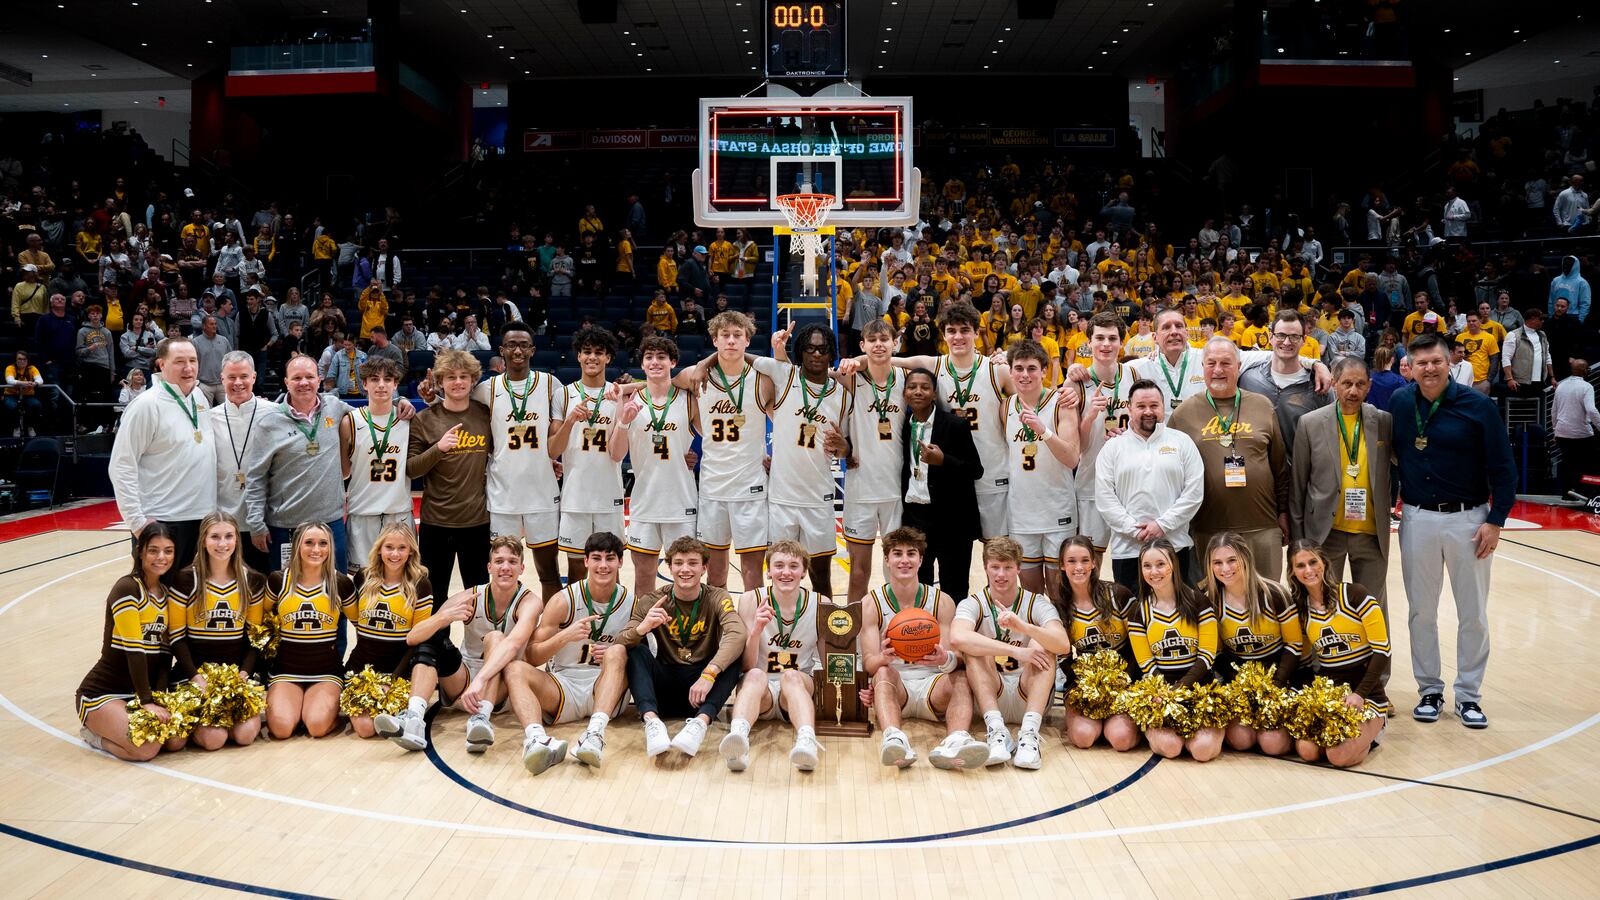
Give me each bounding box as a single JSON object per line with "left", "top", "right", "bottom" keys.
{"left": 507, "top": 531, "right": 633, "bottom": 769}
{"left": 951, "top": 537, "right": 1071, "bottom": 770}
{"left": 860, "top": 527, "right": 989, "bottom": 770}
{"left": 720, "top": 541, "right": 824, "bottom": 772}
{"left": 376, "top": 536, "right": 542, "bottom": 755}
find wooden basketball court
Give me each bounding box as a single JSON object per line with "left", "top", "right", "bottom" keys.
{"left": 1, "top": 502, "right": 1597, "bottom": 898}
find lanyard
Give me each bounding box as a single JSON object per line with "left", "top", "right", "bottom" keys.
{"left": 884, "top": 583, "right": 926, "bottom": 614}
{"left": 362, "top": 407, "right": 397, "bottom": 466}
{"left": 644, "top": 386, "right": 678, "bottom": 433}
{"left": 1336, "top": 409, "right": 1363, "bottom": 469}
{"left": 1014, "top": 391, "right": 1048, "bottom": 441}
{"left": 579, "top": 581, "right": 624, "bottom": 642}
{"left": 909, "top": 413, "right": 930, "bottom": 453}
{"left": 945, "top": 356, "right": 980, "bottom": 406}
{"left": 710, "top": 362, "right": 748, "bottom": 413}
{"left": 1414, "top": 391, "right": 1444, "bottom": 441}
{"left": 798, "top": 373, "right": 826, "bottom": 419}
{"left": 503, "top": 373, "right": 534, "bottom": 421}
{"left": 1156, "top": 350, "right": 1190, "bottom": 399}
{"left": 1205, "top": 391, "right": 1236, "bottom": 439}
{"left": 670, "top": 588, "right": 704, "bottom": 641}
{"left": 574, "top": 381, "right": 604, "bottom": 425}
{"left": 224, "top": 399, "right": 258, "bottom": 473}
{"left": 162, "top": 379, "right": 199, "bottom": 431}
{"left": 768, "top": 588, "right": 807, "bottom": 646}
{"left": 280, "top": 402, "right": 320, "bottom": 447}
{"left": 866, "top": 370, "right": 895, "bottom": 421}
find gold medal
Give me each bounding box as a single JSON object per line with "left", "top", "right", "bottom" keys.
{"left": 652, "top": 433, "right": 667, "bottom": 454}
{"left": 306, "top": 440, "right": 320, "bottom": 456}
{"left": 800, "top": 422, "right": 818, "bottom": 445}
{"left": 1022, "top": 442, "right": 1038, "bottom": 458}
{"left": 1414, "top": 435, "right": 1428, "bottom": 450}
{"left": 581, "top": 426, "right": 596, "bottom": 445}
{"left": 730, "top": 414, "right": 746, "bottom": 429}
{"left": 193, "top": 430, "right": 203, "bottom": 443}
{"left": 235, "top": 471, "right": 246, "bottom": 489}
{"left": 1346, "top": 463, "right": 1361, "bottom": 478}
{"left": 1218, "top": 433, "right": 1233, "bottom": 448}
{"left": 877, "top": 418, "right": 892, "bottom": 439}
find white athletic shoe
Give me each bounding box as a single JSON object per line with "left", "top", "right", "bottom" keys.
{"left": 78, "top": 726, "right": 104, "bottom": 751}
{"left": 789, "top": 732, "right": 822, "bottom": 771}
{"left": 391, "top": 710, "right": 428, "bottom": 752}
{"left": 465, "top": 711, "right": 495, "bottom": 753}
{"left": 643, "top": 717, "right": 671, "bottom": 757}
{"left": 719, "top": 730, "right": 750, "bottom": 771}
{"left": 1012, "top": 730, "right": 1042, "bottom": 770}
{"left": 522, "top": 736, "right": 568, "bottom": 776}
{"left": 929, "top": 731, "right": 990, "bottom": 770}
{"left": 573, "top": 730, "right": 606, "bottom": 767}
{"left": 985, "top": 727, "right": 1015, "bottom": 766}
{"left": 373, "top": 709, "right": 405, "bottom": 739}
{"left": 670, "top": 718, "right": 708, "bottom": 757}
{"left": 880, "top": 731, "right": 916, "bottom": 767}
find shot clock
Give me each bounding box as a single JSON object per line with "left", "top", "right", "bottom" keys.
{"left": 765, "top": 0, "right": 847, "bottom": 79}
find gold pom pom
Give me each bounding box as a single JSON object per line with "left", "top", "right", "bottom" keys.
{"left": 338, "top": 666, "right": 411, "bottom": 718}
{"left": 246, "top": 620, "right": 280, "bottom": 658}
{"left": 1067, "top": 650, "right": 1132, "bottom": 720}
{"left": 192, "top": 663, "right": 266, "bottom": 728}
{"left": 1112, "top": 674, "right": 1187, "bottom": 731}
{"left": 1285, "top": 675, "right": 1375, "bottom": 748}
{"left": 1178, "top": 681, "right": 1237, "bottom": 737}
{"left": 125, "top": 686, "right": 201, "bottom": 746}
{"left": 1224, "top": 661, "right": 1293, "bottom": 731}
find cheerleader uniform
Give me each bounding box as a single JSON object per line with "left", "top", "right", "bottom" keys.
{"left": 343, "top": 576, "right": 435, "bottom": 677}
{"left": 75, "top": 575, "right": 177, "bottom": 723}
{"left": 1126, "top": 595, "right": 1218, "bottom": 687}
{"left": 1212, "top": 586, "right": 1303, "bottom": 686}
{"left": 266, "top": 570, "right": 356, "bottom": 686}
{"left": 1059, "top": 583, "right": 1141, "bottom": 685}
{"left": 1302, "top": 582, "right": 1392, "bottom": 717}
{"left": 169, "top": 567, "right": 268, "bottom": 678}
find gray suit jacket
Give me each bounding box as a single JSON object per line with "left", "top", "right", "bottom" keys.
{"left": 1289, "top": 402, "right": 1393, "bottom": 557}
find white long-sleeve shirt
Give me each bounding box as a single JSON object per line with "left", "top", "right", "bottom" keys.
{"left": 1554, "top": 187, "right": 1590, "bottom": 226}
{"left": 108, "top": 375, "right": 217, "bottom": 534}
{"left": 210, "top": 396, "right": 267, "bottom": 527}
{"left": 1500, "top": 327, "right": 1548, "bottom": 383}
{"left": 1553, "top": 377, "right": 1600, "bottom": 440}
{"left": 1094, "top": 422, "right": 1205, "bottom": 559}
{"left": 1443, "top": 197, "right": 1471, "bottom": 237}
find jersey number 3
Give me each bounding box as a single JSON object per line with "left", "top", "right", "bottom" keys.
{"left": 369, "top": 458, "right": 398, "bottom": 482}
{"left": 709, "top": 418, "right": 741, "bottom": 443}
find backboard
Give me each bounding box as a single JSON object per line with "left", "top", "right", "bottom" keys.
{"left": 693, "top": 95, "right": 919, "bottom": 228}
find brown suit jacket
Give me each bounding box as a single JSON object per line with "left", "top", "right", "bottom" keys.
{"left": 1289, "top": 402, "right": 1393, "bottom": 557}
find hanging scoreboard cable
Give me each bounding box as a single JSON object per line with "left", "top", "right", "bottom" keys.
{"left": 764, "top": 1, "right": 847, "bottom": 79}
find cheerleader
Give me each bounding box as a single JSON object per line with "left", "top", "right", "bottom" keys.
{"left": 1203, "top": 532, "right": 1302, "bottom": 756}
{"left": 1126, "top": 539, "right": 1222, "bottom": 761}
{"left": 265, "top": 522, "right": 355, "bottom": 739}
{"left": 169, "top": 512, "right": 268, "bottom": 750}
{"left": 1055, "top": 537, "right": 1140, "bottom": 751}
{"left": 345, "top": 523, "right": 434, "bottom": 739}
{"left": 1287, "top": 540, "right": 1388, "bottom": 767}
{"left": 74, "top": 523, "right": 186, "bottom": 761}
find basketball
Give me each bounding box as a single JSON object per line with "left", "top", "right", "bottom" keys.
{"left": 885, "top": 607, "right": 941, "bottom": 662}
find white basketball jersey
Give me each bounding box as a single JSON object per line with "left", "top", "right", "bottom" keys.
{"left": 556, "top": 381, "right": 625, "bottom": 515}
{"left": 481, "top": 373, "right": 562, "bottom": 514}
{"left": 462, "top": 582, "right": 532, "bottom": 662}
{"left": 345, "top": 408, "right": 412, "bottom": 516}
{"left": 845, "top": 370, "right": 906, "bottom": 503}
{"left": 1005, "top": 390, "right": 1076, "bottom": 534}
{"left": 758, "top": 586, "right": 821, "bottom": 674}
{"left": 935, "top": 355, "right": 1008, "bottom": 495}
{"left": 1074, "top": 362, "right": 1137, "bottom": 492}
{"left": 767, "top": 364, "right": 844, "bottom": 509}
{"left": 869, "top": 582, "right": 940, "bottom": 677}
{"left": 697, "top": 362, "right": 768, "bottom": 502}
{"left": 956, "top": 588, "right": 1060, "bottom": 671}
{"left": 547, "top": 580, "right": 633, "bottom": 672}
{"left": 626, "top": 386, "right": 697, "bottom": 523}
{"left": 1129, "top": 347, "right": 1207, "bottom": 409}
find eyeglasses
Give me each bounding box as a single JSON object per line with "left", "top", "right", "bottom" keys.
{"left": 1270, "top": 332, "right": 1304, "bottom": 343}
{"left": 802, "top": 344, "right": 830, "bottom": 354}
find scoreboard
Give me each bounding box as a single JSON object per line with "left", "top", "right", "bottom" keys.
{"left": 765, "top": 1, "right": 847, "bottom": 79}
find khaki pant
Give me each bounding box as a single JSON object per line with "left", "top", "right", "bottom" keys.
{"left": 1321, "top": 529, "right": 1389, "bottom": 618}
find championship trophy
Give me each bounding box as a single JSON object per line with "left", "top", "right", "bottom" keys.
{"left": 814, "top": 598, "right": 871, "bottom": 737}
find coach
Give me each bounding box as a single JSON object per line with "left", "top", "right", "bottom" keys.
{"left": 1391, "top": 332, "right": 1515, "bottom": 730}
{"left": 109, "top": 336, "right": 214, "bottom": 566}
{"left": 1095, "top": 379, "right": 1205, "bottom": 591}
{"left": 1290, "top": 357, "right": 1394, "bottom": 609}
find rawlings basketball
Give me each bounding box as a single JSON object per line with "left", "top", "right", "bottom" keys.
{"left": 886, "top": 607, "right": 941, "bottom": 662}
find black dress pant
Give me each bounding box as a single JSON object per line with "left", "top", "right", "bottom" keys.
{"left": 625, "top": 644, "right": 742, "bottom": 720}
{"left": 902, "top": 501, "right": 975, "bottom": 602}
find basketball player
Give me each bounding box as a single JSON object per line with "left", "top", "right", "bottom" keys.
{"left": 547, "top": 326, "right": 624, "bottom": 582}
{"left": 340, "top": 358, "right": 411, "bottom": 573}
{"left": 847, "top": 302, "right": 1017, "bottom": 540}
{"left": 375, "top": 536, "right": 543, "bottom": 755}
{"left": 692, "top": 310, "right": 770, "bottom": 591}
{"left": 475, "top": 321, "right": 564, "bottom": 598}
{"left": 1075, "top": 312, "right": 1138, "bottom": 553}
{"left": 838, "top": 319, "right": 906, "bottom": 602}
{"left": 611, "top": 335, "right": 699, "bottom": 598}
{"left": 951, "top": 537, "right": 1071, "bottom": 769}
{"left": 752, "top": 322, "right": 846, "bottom": 594}
{"left": 1003, "top": 340, "right": 1081, "bottom": 596}
{"left": 859, "top": 527, "right": 989, "bottom": 769}
{"left": 511, "top": 531, "right": 633, "bottom": 769}
{"left": 719, "top": 541, "right": 824, "bottom": 771}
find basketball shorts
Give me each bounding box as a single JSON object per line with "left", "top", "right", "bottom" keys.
{"left": 768, "top": 503, "right": 838, "bottom": 557}
{"left": 900, "top": 669, "right": 945, "bottom": 722}
{"left": 544, "top": 666, "right": 626, "bottom": 725}
{"left": 842, "top": 498, "right": 902, "bottom": 546}
{"left": 1076, "top": 497, "right": 1110, "bottom": 552}
{"left": 997, "top": 669, "right": 1044, "bottom": 725}
{"left": 490, "top": 511, "right": 560, "bottom": 550}
{"left": 559, "top": 510, "right": 626, "bottom": 556}
{"left": 1015, "top": 529, "right": 1075, "bottom": 568}
{"left": 697, "top": 497, "right": 770, "bottom": 554}
{"left": 627, "top": 519, "right": 697, "bottom": 557}
{"left": 346, "top": 513, "right": 413, "bottom": 571}
{"left": 451, "top": 653, "right": 510, "bottom": 713}
{"left": 758, "top": 670, "right": 816, "bottom": 722}
{"left": 976, "top": 490, "right": 1009, "bottom": 540}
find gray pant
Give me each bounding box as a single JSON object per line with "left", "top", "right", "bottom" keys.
{"left": 1399, "top": 504, "right": 1492, "bottom": 704}
{"left": 1322, "top": 529, "right": 1388, "bottom": 618}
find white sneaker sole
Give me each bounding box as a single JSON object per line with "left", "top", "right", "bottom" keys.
{"left": 392, "top": 731, "right": 427, "bottom": 752}
{"left": 931, "top": 741, "right": 989, "bottom": 770}
{"left": 465, "top": 718, "right": 494, "bottom": 753}
{"left": 881, "top": 741, "right": 914, "bottom": 767}
{"left": 790, "top": 745, "right": 818, "bottom": 771}
{"left": 1013, "top": 753, "right": 1042, "bottom": 770}
{"left": 645, "top": 728, "right": 670, "bottom": 757}
{"left": 372, "top": 713, "right": 403, "bottom": 739}
{"left": 574, "top": 743, "right": 604, "bottom": 768}
{"left": 720, "top": 732, "right": 750, "bottom": 771}
{"left": 523, "top": 743, "right": 555, "bottom": 775}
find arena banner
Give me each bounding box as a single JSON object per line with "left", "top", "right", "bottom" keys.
{"left": 520, "top": 128, "right": 702, "bottom": 152}
{"left": 1052, "top": 128, "right": 1118, "bottom": 149}
{"left": 914, "top": 126, "right": 1118, "bottom": 150}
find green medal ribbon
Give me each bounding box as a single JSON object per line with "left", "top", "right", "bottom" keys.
{"left": 503, "top": 374, "right": 534, "bottom": 422}
{"left": 945, "top": 357, "right": 981, "bottom": 407}
{"left": 645, "top": 386, "right": 679, "bottom": 433}
{"left": 162, "top": 379, "right": 199, "bottom": 431}
{"left": 1413, "top": 391, "right": 1444, "bottom": 445}
{"left": 1157, "top": 350, "right": 1189, "bottom": 400}
{"left": 670, "top": 588, "right": 704, "bottom": 642}
{"left": 1015, "top": 391, "right": 1049, "bottom": 442}
{"left": 768, "top": 588, "right": 807, "bottom": 647}
{"left": 883, "top": 583, "right": 926, "bottom": 614}
{"left": 867, "top": 371, "right": 895, "bottom": 422}
{"left": 983, "top": 587, "right": 1012, "bottom": 644}
{"left": 1205, "top": 391, "right": 1236, "bottom": 441}
{"left": 1336, "top": 409, "right": 1363, "bottom": 470}
{"left": 798, "top": 372, "right": 826, "bottom": 420}
{"left": 574, "top": 382, "right": 604, "bottom": 425}
{"left": 580, "top": 581, "right": 624, "bottom": 642}
{"left": 362, "top": 408, "right": 396, "bottom": 466}
{"left": 280, "top": 402, "right": 320, "bottom": 448}
{"left": 710, "top": 362, "right": 748, "bottom": 414}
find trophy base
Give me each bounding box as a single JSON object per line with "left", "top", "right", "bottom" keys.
{"left": 815, "top": 720, "right": 873, "bottom": 738}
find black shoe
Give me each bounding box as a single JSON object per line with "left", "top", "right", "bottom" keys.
{"left": 1455, "top": 701, "right": 1489, "bottom": 729}
{"left": 1413, "top": 693, "right": 1444, "bottom": 722}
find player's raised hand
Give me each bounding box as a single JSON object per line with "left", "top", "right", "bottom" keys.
{"left": 638, "top": 595, "right": 671, "bottom": 633}
{"left": 996, "top": 608, "right": 1024, "bottom": 633}
{"left": 562, "top": 614, "right": 602, "bottom": 643}
{"left": 618, "top": 396, "right": 644, "bottom": 426}
{"left": 565, "top": 400, "right": 591, "bottom": 425}
{"left": 1019, "top": 409, "right": 1044, "bottom": 434}
{"left": 436, "top": 422, "right": 463, "bottom": 453}
{"left": 418, "top": 369, "right": 437, "bottom": 402}
{"left": 754, "top": 601, "right": 775, "bottom": 630}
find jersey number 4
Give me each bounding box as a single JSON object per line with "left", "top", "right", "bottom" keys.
{"left": 368, "top": 458, "right": 398, "bottom": 482}
{"left": 506, "top": 425, "right": 539, "bottom": 450}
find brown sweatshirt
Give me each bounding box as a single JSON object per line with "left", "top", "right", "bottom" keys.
{"left": 406, "top": 399, "right": 492, "bottom": 527}
{"left": 1168, "top": 387, "right": 1287, "bottom": 534}
{"left": 619, "top": 584, "right": 746, "bottom": 672}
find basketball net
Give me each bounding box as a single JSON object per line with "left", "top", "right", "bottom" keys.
{"left": 776, "top": 192, "right": 834, "bottom": 296}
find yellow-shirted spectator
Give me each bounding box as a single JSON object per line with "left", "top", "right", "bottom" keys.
{"left": 1097, "top": 253, "right": 1132, "bottom": 278}
{"left": 1239, "top": 321, "right": 1272, "bottom": 350}
{"left": 1402, "top": 296, "right": 1444, "bottom": 344}
{"left": 943, "top": 177, "right": 965, "bottom": 203}
{"left": 578, "top": 205, "right": 604, "bottom": 237}
{"left": 1249, "top": 268, "right": 1280, "bottom": 295}
{"left": 1340, "top": 263, "right": 1372, "bottom": 292}
{"left": 1122, "top": 317, "right": 1157, "bottom": 358}
{"left": 656, "top": 248, "right": 679, "bottom": 294}
{"left": 358, "top": 285, "right": 388, "bottom": 340}
{"left": 1011, "top": 281, "right": 1043, "bottom": 320}
{"left": 75, "top": 228, "right": 103, "bottom": 263}
{"left": 646, "top": 292, "right": 678, "bottom": 332}
{"left": 312, "top": 232, "right": 337, "bottom": 264}
{"left": 616, "top": 231, "right": 636, "bottom": 278}
{"left": 826, "top": 267, "right": 853, "bottom": 320}
{"left": 1458, "top": 315, "right": 1500, "bottom": 388}
{"left": 1299, "top": 334, "right": 1322, "bottom": 360}
{"left": 707, "top": 231, "right": 735, "bottom": 277}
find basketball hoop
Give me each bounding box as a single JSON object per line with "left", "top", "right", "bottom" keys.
{"left": 775, "top": 192, "right": 836, "bottom": 258}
